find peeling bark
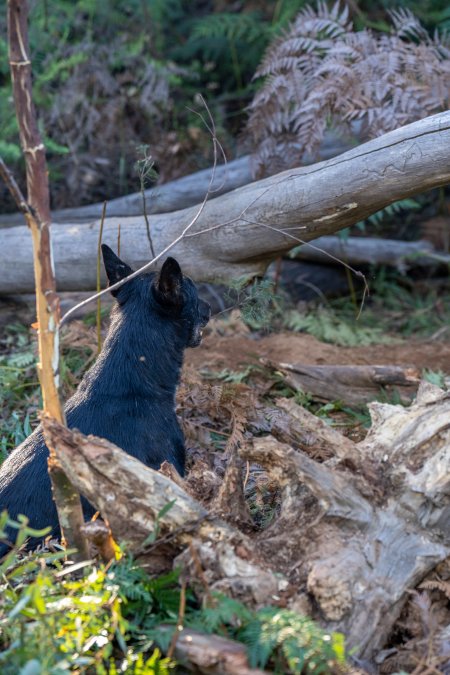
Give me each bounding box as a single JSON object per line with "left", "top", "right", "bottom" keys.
{"left": 247, "top": 384, "right": 450, "bottom": 659}
{"left": 42, "top": 418, "right": 286, "bottom": 606}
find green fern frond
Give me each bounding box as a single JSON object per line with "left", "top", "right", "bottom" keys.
{"left": 7, "top": 351, "right": 36, "bottom": 369}
{"left": 240, "top": 607, "right": 346, "bottom": 673}
{"left": 191, "top": 12, "right": 266, "bottom": 45}
{"left": 284, "top": 308, "right": 393, "bottom": 346}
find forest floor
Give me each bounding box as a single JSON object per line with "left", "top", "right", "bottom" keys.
{"left": 187, "top": 325, "right": 450, "bottom": 373}
{"left": 1, "top": 279, "right": 449, "bottom": 673}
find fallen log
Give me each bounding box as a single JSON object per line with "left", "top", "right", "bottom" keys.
{"left": 290, "top": 236, "right": 450, "bottom": 271}
{"left": 1, "top": 112, "right": 450, "bottom": 294}
{"left": 158, "top": 627, "right": 269, "bottom": 675}
{"left": 263, "top": 360, "right": 421, "bottom": 406}
{"left": 0, "top": 132, "right": 351, "bottom": 227}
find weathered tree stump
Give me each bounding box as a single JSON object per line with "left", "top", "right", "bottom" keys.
{"left": 43, "top": 379, "right": 450, "bottom": 663}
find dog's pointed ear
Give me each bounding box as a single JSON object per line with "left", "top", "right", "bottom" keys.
{"left": 102, "top": 244, "right": 133, "bottom": 296}
{"left": 156, "top": 257, "right": 183, "bottom": 303}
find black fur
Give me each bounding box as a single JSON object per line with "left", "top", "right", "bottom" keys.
{"left": 0, "top": 246, "right": 210, "bottom": 553}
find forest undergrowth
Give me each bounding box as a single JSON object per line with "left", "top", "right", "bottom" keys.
{"left": 0, "top": 269, "right": 450, "bottom": 672}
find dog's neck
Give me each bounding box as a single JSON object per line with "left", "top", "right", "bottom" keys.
{"left": 78, "top": 303, "right": 185, "bottom": 403}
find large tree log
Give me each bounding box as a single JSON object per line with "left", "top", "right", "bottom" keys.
{"left": 0, "top": 132, "right": 352, "bottom": 227}
{"left": 1, "top": 111, "right": 449, "bottom": 294}
{"left": 290, "top": 236, "right": 450, "bottom": 271}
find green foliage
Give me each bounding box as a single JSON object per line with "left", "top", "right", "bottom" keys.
{"left": 0, "top": 521, "right": 174, "bottom": 673}
{"left": 0, "top": 326, "right": 39, "bottom": 457}
{"left": 0, "top": 518, "right": 347, "bottom": 674}
{"left": 240, "top": 607, "right": 345, "bottom": 673}
{"left": 422, "top": 368, "right": 447, "bottom": 388}
{"left": 226, "top": 277, "right": 279, "bottom": 329}
{"left": 354, "top": 198, "right": 421, "bottom": 231}
{"left": 204, "top": 366, "right": 254, "bottom": 384}
{"left": 0, "top": 413, "right": 33, "bottom": 460}
{"left": 164, "top": 1, "right": 306, "bottom": 94}
{"left": 142, "top": 500, "right": 177, "bottom": 546}
{"left": 368, "top": 269, "right": 450, "bottom": 338}
{"left": 184, "top": 595, "right": 346, "bottom": 674}
{"left": 284, "top": 307, "right": 394, "bottom": 346}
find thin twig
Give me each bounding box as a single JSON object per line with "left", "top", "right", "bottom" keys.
{"left": 96, "top": 202, "right": 106, "bottom": 354}
{"left": 241, "top": 218, "right": 369, "bottom": 318}
{"left": 166, "top": 577, "right": 187, "bottom": 660}
{"left": 188, "top": 541, "right": 214, "bottom": 604}
{"left": 137, "top": 145, "right": 156, "bottom": 258}
{"left": 0, "top": 156, "right": 30, "bottom": 214}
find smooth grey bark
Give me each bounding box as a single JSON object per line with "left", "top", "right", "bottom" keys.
{"left": 1, "top": 111, "right": 449, "bottom": 294}
{"left": 291, "top": 236, "right": 450, "bottom": 271}
{"left": 0, "top": 131, "right": 352, "bottom": 227}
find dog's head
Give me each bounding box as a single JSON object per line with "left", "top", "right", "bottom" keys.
{"left": 102, "top": 244, "right": 210, "bottom": 348}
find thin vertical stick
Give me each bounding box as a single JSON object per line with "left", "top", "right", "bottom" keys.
{"left": 96, "top": 202, "right": 106, "bottom": 354}
{"left": 6, "top": 0, "right": 88, "bottom": 559}
{"left": 167, "top": 577, "right": 187, "bottom": 660}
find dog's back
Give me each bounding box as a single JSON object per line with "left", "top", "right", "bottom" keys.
{"left": 0, "top": 248, "right": 210, "bottom": 552}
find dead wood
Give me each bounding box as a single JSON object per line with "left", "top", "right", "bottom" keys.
{"left": 41, "top": 380, "right": 450, "bottom": 663}
{"left": 210, "top": 445, "right": 253, "bottom": 531}
{"left": 158, "top": 626, "right": 269, "bottom": 675}
{"left": 0, "top": 132, "right": 352, "bottom": 227}
{"left": 290, "top": 236, "right": 450, "bottom": 271}
{"left": 155, "top": 626, "right": 266, "bottom": 675}
{"left": 264, "top": 361, "right": 421, "bottom": 406}
{"left": 1, "top": 111, "right": 450, "bottom": 294}
{"left": 268, "top": 396, "right": 358, "bottom": 464}
{"left": 243, "top": 382, "right": 450, "bottom": 660}
{"left": 42, "top": 417, "right": 286, "bottom": 605}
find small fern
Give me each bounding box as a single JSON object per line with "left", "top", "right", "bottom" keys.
{"left": 187, "top": 595, "right": 346, "bottom": 674}
{"left": 284, "top": 308, "right": 394, "bottom": 346}
{"left": 240, "top": 608, "right": 345, "bottom": 673}
{"left": 356, "top": 197, "right": 421, "bottom": 230}
{"left": 6, "top": 351, "right": 36, "bottom": 369}
{"left": 225, "top": 277, "right": 279, "bottom": 329}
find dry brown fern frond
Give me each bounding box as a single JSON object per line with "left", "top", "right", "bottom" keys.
{"left": 420, "top": 579, "right": 450, "bottom": 601}
{"left": 247, "top": 2, "right": 450, "bottom": 176}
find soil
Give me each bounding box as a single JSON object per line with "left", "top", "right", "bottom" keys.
{"left": 186, "top": 328, "right": 450, "bottom": 373}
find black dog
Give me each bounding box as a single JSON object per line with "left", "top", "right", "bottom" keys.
{"left": 0, "top": 245, "right": 210, "bottom": 552}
